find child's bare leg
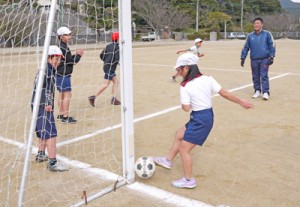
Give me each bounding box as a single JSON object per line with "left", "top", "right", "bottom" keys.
{"left": 58, "top": 92, "right": 64, "bottom": 115}
{"left": 38, "top": 139, "right": 46, "bottom": 152}
{"left": 166, "top": 126, "right": 185, "bottom": 161}
{"left": 111, "top": 76, "right": 118, "bottom": 97}
{"left": 46, "top": 137, "right": 57, "bottom": 159}
{"left": 95, "top": 79, "right": 110, "bottom": 97}
{"left": 179, "top": 140, "right": 196, "bottom": 179}
{"left": 62, "top": 91, "right": 71, "bottom": 117}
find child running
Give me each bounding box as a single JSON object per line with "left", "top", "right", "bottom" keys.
{"left": 88, "top": 32, "right": 121, "bottom": 107}
{"left": 153, "top": 53, "right": 253, "bottom": 188}
{"left": 171, "top": 38, "right": 204, "bottom": 82}
{"left": 31, "top": 45, "right": 69, "bottom": 172}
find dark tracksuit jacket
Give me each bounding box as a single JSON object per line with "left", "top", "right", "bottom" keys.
{"left": 241, "top": 30, "right": 276, "bottom": 60}
{"left": 100, "top": 42, "right": 120, "bottom": 73}
{"left": 57, "top": 41, "right": 81, "bottom": 77}
{"left": 31, "top": 63, "right": 56, "bottom": 108}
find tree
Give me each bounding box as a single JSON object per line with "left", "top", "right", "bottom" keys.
{"left": 205, "top": 11, "right": 231, "bottom": 32}
{"left": 246, "top": 12, "right": 300, "bottom": 33}
{"left": 0, "top": 2, "right": 34, "bottom": 47}
{"left": 132, "top": 0, "right": 192, "bottom": 35}
{"left": 244, "top": 0, "right": 282, "bottom": 14}
{"left": 80, "top": 0, "right": 118, "bottom": 30}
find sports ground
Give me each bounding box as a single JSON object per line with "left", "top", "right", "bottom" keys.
{"left": 0, "top": 38, "right": 299, "bottom": 207}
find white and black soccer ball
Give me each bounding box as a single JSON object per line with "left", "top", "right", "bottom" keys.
{"left": 134, "top": 157, "right": 156, "bottom": 179}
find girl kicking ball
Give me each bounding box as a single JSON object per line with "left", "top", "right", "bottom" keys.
{"left": 153, "top": 53, "right": 253, "bottom": 188}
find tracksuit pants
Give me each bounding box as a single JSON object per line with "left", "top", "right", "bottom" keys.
{"left": 250, "top": 58, "right": 270, "bottom": 94}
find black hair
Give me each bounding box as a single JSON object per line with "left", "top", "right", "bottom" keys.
{"left": 253, "top": 17, "right": 263, "bottom": 23}
{"left": 181, "top": 64, "right": 202, "bottom": 85}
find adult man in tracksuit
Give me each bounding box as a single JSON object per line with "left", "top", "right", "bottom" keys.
{"left": 241, "top": 17, "right": 276, "bottom": 100}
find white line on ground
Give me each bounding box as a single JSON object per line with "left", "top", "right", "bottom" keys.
{"left": 227, "top": 72, "right": 291, "bottom": 93}
{"left": 58, "top": 72, "right": 291, "bottom": 147}
{"left": 127, "top": 182, "right": 216, "bottom": 207}
{"left": 1, "top": 136, "right": 215, "bottom": 207}
{"left": 134, "top": 62, "right": 299, "bottom": 75}
{"left": 0, "top": 136, "right": 23, "bottom": 148}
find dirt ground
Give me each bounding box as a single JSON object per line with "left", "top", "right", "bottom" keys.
{"left": 0, "top": 39, "right": 299, "bottom": 207}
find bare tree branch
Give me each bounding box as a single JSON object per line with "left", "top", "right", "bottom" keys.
{"left": 132, "top": 0, "right": 192, "bottom": 35}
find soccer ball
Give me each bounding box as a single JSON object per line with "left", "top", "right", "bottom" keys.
{"left": 134, "top": 157, "right": 156, "bottom": 179}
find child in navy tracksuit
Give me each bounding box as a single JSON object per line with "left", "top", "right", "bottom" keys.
{"left": 32, "top": 46, "right": 68, "bottom": 172}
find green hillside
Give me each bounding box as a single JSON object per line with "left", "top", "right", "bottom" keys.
{"left": 280, "top": 0, "right": 300, "bottom": 15}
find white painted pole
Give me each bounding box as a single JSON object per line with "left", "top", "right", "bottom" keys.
{"left": 118, "top": 0, "right": 135, "bottom": 183}
{"left": 18, "top": 0, "right": 57, "bottom": 206}
{"left": 224, "top": 21, "right": 227, "bottom": 39}
{"left": 241, "top": 0, "right": 244, "bottom": 30}
{"left": 196, "top": 0, "right": 199, "bottom": 32}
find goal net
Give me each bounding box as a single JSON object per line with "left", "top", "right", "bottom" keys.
{"left": 0, "top": 0, "right": 134, "bottom": 206}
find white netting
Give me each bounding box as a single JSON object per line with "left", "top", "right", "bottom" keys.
{"left": 0, "top": 0, "right": 125, "bottom": 206}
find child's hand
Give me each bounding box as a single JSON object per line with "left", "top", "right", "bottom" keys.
{"left": 76, "top": 49, "right": 84, "bottom": 56}
{"left": 45, "top": 105, "right": 53, "bottom": 112}
{"left": 240, "top": 100, "right": 254, "bottom": 109}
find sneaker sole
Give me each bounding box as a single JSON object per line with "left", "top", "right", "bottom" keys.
{"left": 172, "top": 183, "right": 197, "bottom": 189}
{"left": 36, "top": 158, "right": 48, "bottom": 163}
{"left": 61, "top": 122, "right": 77, "bottom": 124}
{"left": 48, "top": 168, "right": 69, "bottom": 172}
{"left": 153, "top": 161, "right": 171, "bottom": 170}
{"left": 47, "top": 165, "right": 69, "bottom": 172}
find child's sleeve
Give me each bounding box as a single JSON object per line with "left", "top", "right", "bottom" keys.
{"left": 100, "top": 49, "right": 105, "bottom": 61}
{"left": 45, "top": 70, "right": 55, "bottom": 106}
{"left": 114, "top": 46, "right": 120, "bottom": 63}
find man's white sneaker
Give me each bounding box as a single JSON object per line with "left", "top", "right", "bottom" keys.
{"left": 252, "top": 91, "right": 260, "bottom": 98}
{"left": 262, "top": 93, "right": 269, "bottom": 100}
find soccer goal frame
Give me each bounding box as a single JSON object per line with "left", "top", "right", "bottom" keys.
{"left": 17, "top": 0, "right": 135, "bottom": 206}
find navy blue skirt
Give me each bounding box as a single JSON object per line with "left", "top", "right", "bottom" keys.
{"left": 184, "top": 108, "right": 214, "bottom": 146}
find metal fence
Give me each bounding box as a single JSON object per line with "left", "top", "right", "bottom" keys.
{"left": 0, "top": 32, "right": 115, "bottom": 48}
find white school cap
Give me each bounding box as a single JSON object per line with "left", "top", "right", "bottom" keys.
{"left": 174, "top": 53, "right": 199, "bottom": 69}
{"left": 48, "top": 45, "right": 63, "bottom": 56}
{"left": 57, "top": 27, "right": 72, "bottom": 36}
{"left": 194, "top": 38, "right": 203, "bottom": 43}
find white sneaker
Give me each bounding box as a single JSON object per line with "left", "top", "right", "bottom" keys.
{"left": 252, "top": 90, "right": 260, "bottom": 98}
{"left": 262, "top": 93, "right": 269, "bottom": 100}
{"left": 152, "top": 157, "right": 172, "bottom": 169}
{"left": 48, "top": 161, "right": 69, "bottom": 172}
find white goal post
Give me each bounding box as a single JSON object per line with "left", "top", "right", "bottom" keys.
{"left": 118, "top": 0, "right": 135, "bottom": 184}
